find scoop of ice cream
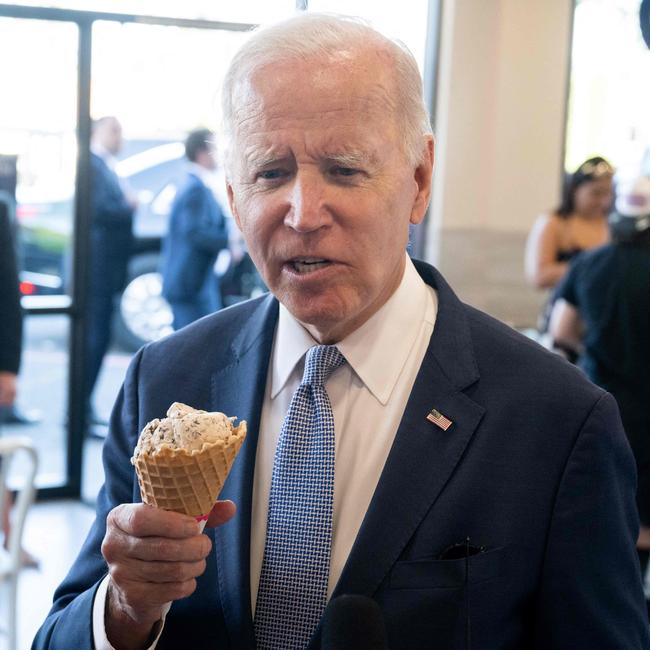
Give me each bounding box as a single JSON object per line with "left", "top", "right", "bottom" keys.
{"left": 133, "top": 402, "right": 236, "bottom": 458}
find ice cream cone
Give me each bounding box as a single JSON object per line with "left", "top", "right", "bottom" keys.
{"left": 133, "top": 419, "right": 246, "bottom": 517}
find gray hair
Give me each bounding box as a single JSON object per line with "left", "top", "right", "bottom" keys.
{"left": 221, "top": 12, "right": 432, "bottom": 172}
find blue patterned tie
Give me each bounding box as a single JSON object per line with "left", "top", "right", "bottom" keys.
{"left": 255, "top": 345, "right": 346, "bottom": 650}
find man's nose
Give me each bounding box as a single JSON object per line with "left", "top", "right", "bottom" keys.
{"left": 283, "top": 171, "right": 328, "bottom": 232}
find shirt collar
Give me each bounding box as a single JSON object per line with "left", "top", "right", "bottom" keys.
{"left": 271, "top": 305, "right": 319, "bottom": 399}
{"left": 271, "top": 255, "right": 436, "bottom": 404}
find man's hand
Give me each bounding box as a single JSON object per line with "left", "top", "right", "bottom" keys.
{"left": 101, "top": 500, "right": 236, "bottom": 650}
{"left": 0, "top": 371, "right": 17, "bottom": 406}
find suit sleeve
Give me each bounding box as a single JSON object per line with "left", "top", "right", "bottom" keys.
{"left": 0, "top": 208, "right": 22, "bottom": 373}
{"left": 553, "top": 255, "right": 581, "bottom": 307}
{"left": 533, "top": 392, "right": 650, "bottom": 648}
{"left": 178, "top": 184, "right": 228, "bottom": 253}
{"left": 32, "top": 348, "right": 146, "bottom": 649}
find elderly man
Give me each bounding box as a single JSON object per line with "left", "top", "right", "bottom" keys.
{"left": 35, "top": 14, "right": 648, "bottom": 650}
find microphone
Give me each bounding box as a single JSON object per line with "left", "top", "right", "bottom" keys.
{"left": 321, "top": 594, "right": 389, "bottom": 649}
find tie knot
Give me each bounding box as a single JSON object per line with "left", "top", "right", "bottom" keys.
{"left": 302, "top": 345, "right": 345, "bottom": 387}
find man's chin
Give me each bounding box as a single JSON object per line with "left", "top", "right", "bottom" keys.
{"left": 280, "top": 295, "right": 354, "bottom": 343}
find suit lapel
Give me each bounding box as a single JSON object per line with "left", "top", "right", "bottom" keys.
{"left": 211, "top": 295, "right": 278, "bottom": 649}
{"left": 208, "top": 262, "right": 485, "bottom": 640}
{"left": 333, "top": 262, "right": 485, "bottom": 598}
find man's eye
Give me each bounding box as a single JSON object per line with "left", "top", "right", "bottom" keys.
{"left": 332, "top": 166, "right": 359, "bottom": 177}
{"left": 257, "top": 169, "right": 287, "bottom": 180}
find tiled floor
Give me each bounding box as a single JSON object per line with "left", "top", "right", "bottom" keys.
{"left": 1, "top": 500, "right": 95, "bottom": 650}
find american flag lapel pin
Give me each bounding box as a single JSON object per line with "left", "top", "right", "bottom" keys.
{"left": 426, "top": 408, "right": 453, "bottom": 431}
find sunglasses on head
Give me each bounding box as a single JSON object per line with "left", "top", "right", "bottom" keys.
{"left": 576, "top": 160, "right": 614, "bottom": 178}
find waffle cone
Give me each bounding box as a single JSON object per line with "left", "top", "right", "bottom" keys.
{"left": 134, "top": 422, "right": 246, "bottom": 517}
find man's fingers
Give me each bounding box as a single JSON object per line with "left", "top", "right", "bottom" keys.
{"left": 130, "top": 534, "right": 212, "bottom": 562}
{"left": 103, "top": 526, "right": 212, "bottom": 564}
{"left": 110, "top": 558, "right": 207, "bottom": 585}
{"left": 110, "top": 576, "right": 198, "bottom": 609}
{"left": 205, "top": 500, "right": 237, "bottom": 528}
{"left": 108, "top": 503, "right": 201, "bottom": 538}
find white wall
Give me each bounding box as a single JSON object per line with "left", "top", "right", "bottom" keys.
{"left": 426, "top": 0, "right": 574, "bottom": 326}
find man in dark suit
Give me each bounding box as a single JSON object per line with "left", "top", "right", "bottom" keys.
{"left": 160, "top": 128, "right": 229, "bottom": 330}
{"left": 85, "top": 116, "right": 136, "bottom": 423}
{"left": 0, "top": 197, "right": 23, "bottom": 538}
{"left": 0, "top": 195, "right": 38, "bottom": 566}
{"left": 35, "top": 14, "right": 649, "bottom": 649}
{"left": 550, "top": 174, "right": 650, "bottom": 598}
{"left": 0, "top": 199, "right": 21, "bottom": 417}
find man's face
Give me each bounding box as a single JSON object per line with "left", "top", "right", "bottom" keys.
{"left": 198, "top": 144, "right": 218, "bottom": 171}
{"left": 99, "top": 118, "right": 123, "bottom": 156}
{"left": 227, "top": 52, "right": 433, "bottom": 343}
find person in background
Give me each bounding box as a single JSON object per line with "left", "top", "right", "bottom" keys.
{"left": 160, "top": 128, "right": 229, "bottom": 330}
{"left": 550, "top": 174, "right": 650, "bottom": 597}
{"left": 0, "top": 198, "right": 38, "bottom": 567}
{"left": 525, "top": 156, "right": 614, "bottom": 335}
{"left": 85, "top": 116, "right": 137, "bottom": 425}
{"left": 34, "top": 14, "right": 648, "bottom": 649}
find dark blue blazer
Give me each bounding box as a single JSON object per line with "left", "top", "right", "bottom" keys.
{"left": 89, "top": 152, "right": 134, "bottom": 293}
{"left": 33, "top": 261, "right": 649, "bottom": 649}
{"left": 160, "top": 172, "right": 228, "bottom": 303}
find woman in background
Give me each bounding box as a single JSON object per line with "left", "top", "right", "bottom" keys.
{"left": 525, "top": 156, "right": 614, "bottom": 333}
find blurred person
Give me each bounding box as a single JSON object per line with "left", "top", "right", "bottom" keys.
{"left": 34, "top": 14, "right": 648, "bottom": 649}
{"left": 160, "top": 128, "right": 228, "bottom": 329}
{"left": 525, "top": 156, "right": 614, "bottom": 335}
{"left": 0, "top": 198, "right": 38, "bottom": 567}
{"left": 550, "top": 174, "right": 650, "bottom": 585}
{"left": 85, "top": 116, "right": 137, "bottom": 425}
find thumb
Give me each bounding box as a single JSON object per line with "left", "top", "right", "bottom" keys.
{"left": 205, "top": 500, "right": 237, "bottom": 528}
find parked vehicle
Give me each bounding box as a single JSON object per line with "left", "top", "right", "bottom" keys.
{"left": 16, "top": 141, "right": 265, "bottom": 351}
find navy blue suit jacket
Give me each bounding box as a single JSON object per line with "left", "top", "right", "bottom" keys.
{"left": 89, "top": 152, "right": 134, "bottom": 294}
{"left": 160, "top": 172, "right": 228, "bottom": 303}
{"left": 34, "top": 261, "right": 649, "bottom": 649}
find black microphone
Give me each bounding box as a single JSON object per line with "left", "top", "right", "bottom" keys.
{"left": 321, "top": 594, "right": 389, "bottom": 649}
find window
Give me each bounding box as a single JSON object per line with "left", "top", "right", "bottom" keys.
{"left": 566, "top": 0, "right": 650, "bottom": 176}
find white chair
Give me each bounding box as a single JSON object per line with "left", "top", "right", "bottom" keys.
{"left": 0, "top": 436, "right": 38, "bottom": 650}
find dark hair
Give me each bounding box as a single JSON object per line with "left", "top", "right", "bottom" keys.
{"left": 185, "top": 128, "right": 214, "bottom": 163}
{"left": 555, "top": 156, "right": 614, "bottom": 218}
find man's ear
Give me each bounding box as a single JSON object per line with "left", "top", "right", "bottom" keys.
{"left": 227, "top": 182, "right": 242, "bottom": 231}
{"left": 410, "top": 136, "right": 435, "bottom": 226}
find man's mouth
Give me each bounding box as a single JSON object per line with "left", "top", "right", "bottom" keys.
{"left": 288, "top": 258, "right": 332, "bottom": 274}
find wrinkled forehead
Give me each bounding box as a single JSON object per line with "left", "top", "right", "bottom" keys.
{"left": 230, "top": 52, "right": 399, "bottom": 140}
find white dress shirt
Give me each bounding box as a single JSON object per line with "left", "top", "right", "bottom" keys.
{"left": 250, "top": 255, "right": 437, "bottom": 610}
{"left": 93, "top": 254, "right": 437, "bottom": 648}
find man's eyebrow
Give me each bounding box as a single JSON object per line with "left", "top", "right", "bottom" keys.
{"left": 324, "top": 150, "right": 377, "bottom": 167}
{"left": 244, "top": 148, "right": 292, "bottom": 168}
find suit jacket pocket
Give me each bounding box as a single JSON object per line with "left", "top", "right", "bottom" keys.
{"left": 389, "top": 546, "right": 510, "bottom": 590}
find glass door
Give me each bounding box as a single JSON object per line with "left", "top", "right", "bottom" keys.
{"left": 82, "top": 20, "right": 251, "bottom": 499}
{"left": 0, "top": 16, "right": 79, "bottom": 492}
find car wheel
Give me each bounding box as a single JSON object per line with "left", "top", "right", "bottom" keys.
{"left": 112, "top": 253, "right": 173, "bottom": 352}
